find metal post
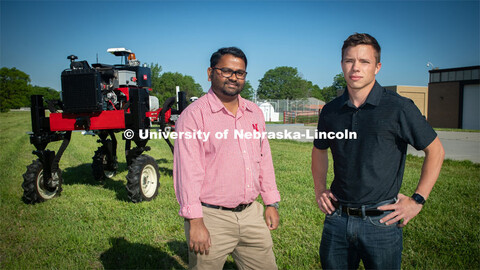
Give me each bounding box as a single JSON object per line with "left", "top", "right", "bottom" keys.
{"left": 176, "top": 86, "right": 180, "bottom": 110}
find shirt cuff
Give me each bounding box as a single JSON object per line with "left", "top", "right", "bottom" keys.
{"left": 261, "top": 190, "right": 281, "bottom": 206}
{"left": 179, "top": 203, "right": 203, "bottom": 219}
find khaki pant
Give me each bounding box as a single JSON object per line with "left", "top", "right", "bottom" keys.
{"left": 184, "top": 201, "right": 277, "bottom": 270}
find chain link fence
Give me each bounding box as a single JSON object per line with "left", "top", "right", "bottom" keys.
{"left": 255, "top": 98, "right": 325, "bottom": 124}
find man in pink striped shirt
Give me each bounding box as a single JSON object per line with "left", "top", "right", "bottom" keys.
{"left": 173, "top": 47, "right": 281, "bottom": 269}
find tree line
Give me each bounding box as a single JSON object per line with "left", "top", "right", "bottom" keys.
{"left": 0, "top": 64, "right": 345, "bottom": 112}
{"left": 257, "top": 66, "right": 345, "bottom": 102}
{"left": 0, "top": 67, "right": 60, "bottom": 112}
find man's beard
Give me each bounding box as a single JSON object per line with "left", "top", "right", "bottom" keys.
{"left": 221, "top": 82, "right": 243, "bottom": 97}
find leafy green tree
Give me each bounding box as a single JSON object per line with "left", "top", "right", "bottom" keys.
{"left": 0, "top": 67, "right": 31, "bottom": 112}
{"left": 319, "top": 86, "right": 337, "bottom": 103}
{"left": 316, "top": 72, "right": 347, "bottom": 103}
{"left": 29, "top": 86, "right": 61, "bottom": 101}
{"left": 149, "top": 63, "right": 204, "bottom": 104}
{"left": 257, "top": 66, "right": 316, "bottom": 100}
{"left": 149, "top": 63, "right": 163, "bottom": 93}
{"left": 240, "top": 80, "right": 254, "bottom": 100}
{"left": 153, "top": 72, "right": 204, "bottom": 104}
{"left": 333, "top": 72, "right": 347, "bottom": 90}
{"left": 309, "top": 84, "right": 324, "bottom": 101}
{"left": 305, "top": 80, "right": 321, "bottom": 99}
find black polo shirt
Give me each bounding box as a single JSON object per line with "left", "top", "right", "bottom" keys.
{"left": 314, "top": 81, "right": 437, "bottom": 207}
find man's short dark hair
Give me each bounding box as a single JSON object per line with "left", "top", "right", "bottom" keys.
{"left": 342, "top": 33, "right": 381, "bottom": 64}
{"left": 210, "top": 47, "right": 247, "bottom": 68}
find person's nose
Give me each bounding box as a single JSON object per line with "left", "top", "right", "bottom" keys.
{"left": 229, "top": 73, "right": 238, "bottom": 81}
{"left": 352, "top": 61, "right": 360, "bottom": 72}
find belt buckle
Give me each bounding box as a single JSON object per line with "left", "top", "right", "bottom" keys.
{"left": 233, "top": 204, "right": 248, "bottom": 212}
{"left": 347, "top": 207, "right": 359, "bottom": 216}
{"left": 233, "top": 205, "right": 242, "bottom": 212}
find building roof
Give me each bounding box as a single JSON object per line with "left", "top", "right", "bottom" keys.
{"left": 428, "top": 65, "right": 480, "bottom": 84}
{"left": 307, "top": 97, "right": 325, "bottom": 105}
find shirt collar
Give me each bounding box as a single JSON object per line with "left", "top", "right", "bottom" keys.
{"left": 340, "top": 88, "right": 350, "bottom": 107}
{"left": 364, "top": 81, "right": 383, "bottom": 106}
{"left": 206, "top": 88, "right": 253, "bottom": 113}
{"left": 207, "top": 88, "right": 224, "bottom": 113}
{"left": 239, "top": 94, "right": 253, "bottom": 112}
{"left": 341, "top": 81, "right": 383, "bottom": 108}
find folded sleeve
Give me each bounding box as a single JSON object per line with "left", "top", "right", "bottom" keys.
{"left": 399, "top": 99, "right": 437, "bottom": 151}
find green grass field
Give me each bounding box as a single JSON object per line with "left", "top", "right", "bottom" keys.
{"left": 0, "top": 111, "right": 479, "bottom": 269}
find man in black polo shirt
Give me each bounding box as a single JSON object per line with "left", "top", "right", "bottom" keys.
{"left": 312, "top": 33, "right": 445, "bottom": 269}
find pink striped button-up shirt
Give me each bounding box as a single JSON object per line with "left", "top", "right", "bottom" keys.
{"left": 173, "top": 89, "right": 280, "bottom": 219}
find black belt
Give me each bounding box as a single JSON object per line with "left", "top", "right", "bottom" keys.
{"left": 341, "top": 207, "right": 384, "bottom": 217}
{"left": 201, "top": 202, "right": 252, "bottom": 212}
{"left": 332, "top": 201, "right": 384, "bottom": 217}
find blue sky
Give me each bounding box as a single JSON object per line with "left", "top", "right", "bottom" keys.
{"left": 1, "top": 0, "right": 479, "bottom": 96}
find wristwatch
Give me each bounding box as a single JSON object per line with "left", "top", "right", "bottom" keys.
{"left": 411, "top": 193, "right": 426, "bottom": 205}
{"left": 267, "top": 202, "right": 279, "bottom": 209}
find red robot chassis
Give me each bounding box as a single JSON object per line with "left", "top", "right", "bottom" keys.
{"left": 23, "top": 48, "right": 186, "bottom": 204}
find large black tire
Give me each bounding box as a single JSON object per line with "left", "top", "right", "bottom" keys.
{"left": 126, "top": 155, "right": 159, "bottom": 203}
{"left": 92, "top": 147, "right": 117, "bottom": 181}
{"left": 22, "top": 159, "right": 63, "bottom": 204}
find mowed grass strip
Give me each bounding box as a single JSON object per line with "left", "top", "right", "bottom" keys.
{"left": 0, "top": 111, "right": 479, "bottom": 269}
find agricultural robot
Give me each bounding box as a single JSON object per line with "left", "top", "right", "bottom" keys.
{"left": 23, "top": 48, "right": 187, "bottom": 204}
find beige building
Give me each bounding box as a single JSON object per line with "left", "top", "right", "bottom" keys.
{"left": 337, "top": 85, "right": 428, "bottom": 117}
{"left": 384, "top": 86, "right": 428, "bottom": 117}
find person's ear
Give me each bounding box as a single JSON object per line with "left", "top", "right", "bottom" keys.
{"left": 207, "top": 67, "right": 213, "bottom": 82}
{"left": 375, "top": 62, "right": 382, "bottom": 75}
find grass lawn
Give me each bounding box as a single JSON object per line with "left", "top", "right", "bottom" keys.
{"left": 0, "top": 111, "right": 479, "bottom": 269}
